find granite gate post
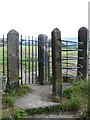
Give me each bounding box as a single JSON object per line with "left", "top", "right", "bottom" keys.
{"left": 7, "top": 29, "right": 19, "bottom": 89}
{"left": 51, "top": 28, "right": 63, "bottom": 97}
{"left": 78, "top": 27, "right": 89, "bottom": 80}
{"left": 38, "top": 34, "right": 48, "bottom": 84}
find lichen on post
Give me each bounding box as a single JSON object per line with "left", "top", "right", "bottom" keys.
{"left": 78, "top": 27, "right": 89, "bottom": 80}
{"left": 38, "top": 34, "right": 48, "bottom": 84}
{"left": 7, "top": 29, "right": 19, "bottom": 90}
{"left": 51, "top": 28, "right": 63, "bottom": 97}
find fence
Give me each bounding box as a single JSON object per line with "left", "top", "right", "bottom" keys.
{"left": 0, "top": 32, "right": 52, "bottom": 89}
{"left": 51, "top": 27, "right": 88, "bottom": 97}
{"left": 0, "top": 27, "right": 89, "bottom": 97}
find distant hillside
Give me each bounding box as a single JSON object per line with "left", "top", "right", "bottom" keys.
{"left": 48, "top": 37, "right": 78, "bottom": 49}
{"left": 62, "top": 37, "right": 78, "bottom": 42}
{"left": 19, "top": 37, "right": 78, "bottom": 49}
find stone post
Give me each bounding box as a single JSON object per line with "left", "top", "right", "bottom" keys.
{"left": 51, "top": 28, "right": 63, "bottom": 97}
{"left": 7, "top": 29, "right": 19, "bottom": 89}
{"left": 38, "top": 34, "right": 48, "bottom": 84}
{"left": 78, "top": 27, "right": 89, "bottom": 80}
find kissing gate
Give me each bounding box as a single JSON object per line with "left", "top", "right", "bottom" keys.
{"left": 20, "top": 34, "right": 50, "bottom": 85}
{"left": 0, "top": 27, "right": 89, "bottom": 97}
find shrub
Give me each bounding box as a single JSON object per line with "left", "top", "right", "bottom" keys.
{"left": 69, "top": 96, "right": 80, "bottom": 111}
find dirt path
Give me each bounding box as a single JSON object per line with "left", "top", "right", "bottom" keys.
{"left": 15, "top": 84, "right": 78, "bottom": 119}
{"left": 15, "top": 84, "right": 59, "bottom": 109}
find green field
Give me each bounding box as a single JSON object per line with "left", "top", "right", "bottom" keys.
{"left": 0, "top": 45, "right": 77, "bottom": 86}
{"left": 0, "top": 44, "right": 78, "bottom": 81}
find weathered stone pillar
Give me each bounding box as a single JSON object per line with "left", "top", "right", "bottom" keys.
{"left": 88, "top": 2, "right": 90, "bottom": 115}
{"left": 38, "top": 34, "right": 48, "bottom": 84}
{"left": 51, "top": 28, "right": 63, "bottom": 97}
{"left": 78, "top": 27, "right": 89, "bottom": 80}
{"left": 7, "top": 29, "right": 19, "bottom": 89}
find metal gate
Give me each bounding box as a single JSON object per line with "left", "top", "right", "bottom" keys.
{"left": 0, "top": 36, "right": 7, "bottom": 89}
{"left": 61, "top": 39, "right": 83, "bottom": 86}
{"left": 19, "top": 35, "right": 52, "bottom": 85}
{"left": 0, "top": 27, "right": 88, "bottom": 89}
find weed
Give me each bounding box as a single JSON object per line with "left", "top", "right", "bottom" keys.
{"left": 2, "top": 85, "right": 31, "bottom": 108}
{"left": 69, "top": 96, "right": 80, "bottom": 111}
{"left": 12, "top": 108, "right": 27, "bottom": 119}
{"left": 25, "top": 105, "right": 63, "bottom": 116}
{"left": 63, "top": 86, "right": 73, "bottom": 99}
{"left": 3, "top": 96, "right": 15, "bottom": 107}
{"left": 16, "top": 85, "right": 30, "bottom": 97}
{"left": 52, "top": 95, "right": 62, "bottom": 103}
{"left": 3, "top": 90, "right": 16, "bottom": 107}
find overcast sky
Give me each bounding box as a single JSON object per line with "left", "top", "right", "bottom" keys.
{"left": 0, "top": 0, "right": 89, "bottom": 37}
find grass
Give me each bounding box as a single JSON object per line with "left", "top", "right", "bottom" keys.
{"left": 15, "top": 85, "right": 31, "bottom": 97}
{"left": 2, "top": 85, "right": 31, "bottom": 109}
{"left": 2, "top": 85, "right": 31, "bottom": 119}
{"left": 52, "top": 80, "right": 88, "bottom": 116}
{"left": 12, "top": 108, "right": 28, "bottom": 119}
{"left": 0, "top": 45, "right": 78, "bottom": 76}
{"left": 1, "top": 80, "right": 89, "bottom": 119}
{"left": 0, "top": 45, "right": 39, "bottom": 77}
{"left": 8, "top": 80, "right": 88, "bottom": 119}
{"left": 0, "top": 43, "right": 89, "bottom": 119}
{"left": 12, "top": 105, "right": 63, "bottom": 119}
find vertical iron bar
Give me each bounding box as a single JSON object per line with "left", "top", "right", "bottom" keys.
{"left": 25, "top": 36, "right": 27, "bottom": 84}
{"left": 32, "top": 36, "right": 34, "bottom": 83}
{"left": 2, "top": 35, "right": 5, "bottom": 76}
{"left": 51, "top": 40, "right": 52, "bottom": 83}
{"left": 6, "top": 36, "right": 8, "bottom": 78}
{"left": 35, "top": 38, "right": 37, "bottom": 83}
{"left": 48, "top": 39, "right": 50, "bottom": 82}
{"left": 20, "top": 36, "right": 23, "bottom": 85}
{"left": 28, "top": 37, "right": 30, "bottom": 84}
{"left": 66, "top": 41, "right": 68, "bottom": 78}
{"left": 34, "top": 39, "right": 35, "bottom": 83}
{"left": 36, "top": 38, "right": 38, "bottom": 82}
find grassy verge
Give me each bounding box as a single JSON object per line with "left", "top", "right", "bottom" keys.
{"left": 1, "top": 80, "right": 89, "bottom": 119}
{"left": 52, "top": 80, "right": 88, "bottom": 118}
{"left": 12, "top": 105, "right": 63, "bottom": 119}
{"left": 2, "top": 85, "right": 31, "bottom": 119}
{"left": 10, "top": 80, "right": 89, "bottom": 119}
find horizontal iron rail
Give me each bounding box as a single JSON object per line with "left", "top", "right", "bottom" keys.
{"left": 62, "top": 67, "right": 82, "bottom": 69}
{"left": 62, "top": 44, "right": 77, "bottom": 47}
{"left": 62, "top": 57, "right": 83, "bottom": 60}
{"left": 63, "top": 81, "right": 82, "bottom": 87}
{"left": 61, "top": 40, "right": 83, "bottom": 44}
{"left": 62, "top": 49, "right": 83, "bottom": 51}
{"left": 21, "top": 39, "right": 48, "bottom": 43}
{"left": 20, "top": 59, "right": 49, "bottom": 62}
